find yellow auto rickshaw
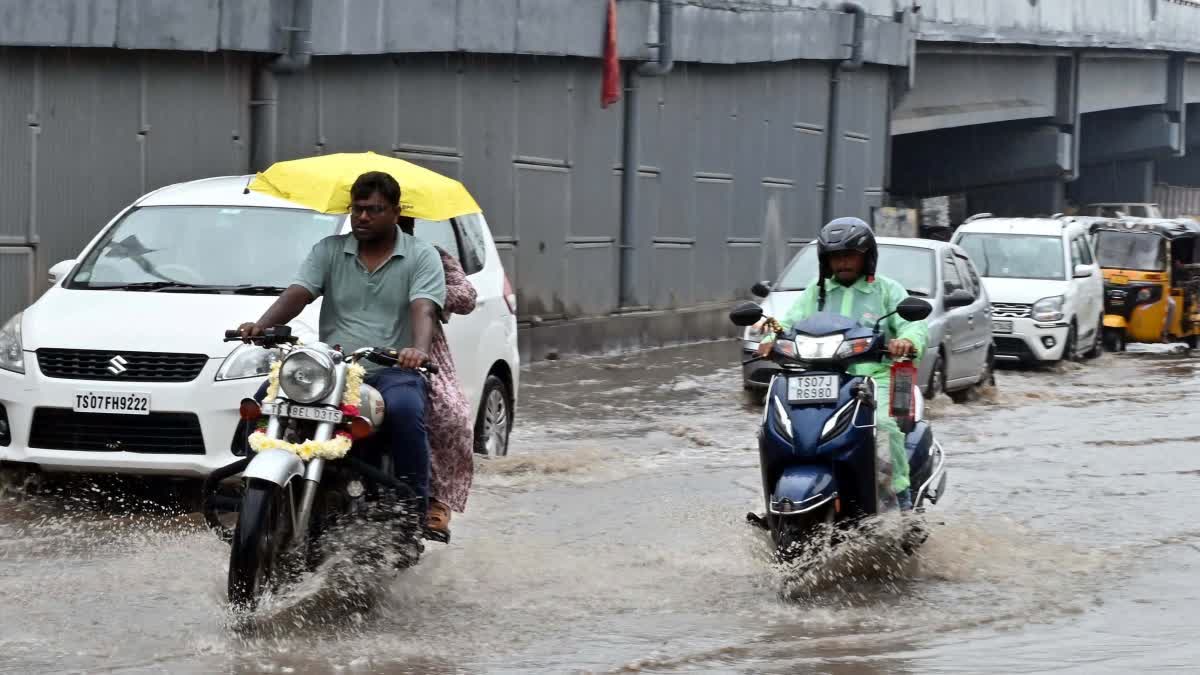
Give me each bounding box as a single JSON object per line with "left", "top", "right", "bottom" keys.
{"left": 1090, "top": 217, "right": 1200, "bottom": 350}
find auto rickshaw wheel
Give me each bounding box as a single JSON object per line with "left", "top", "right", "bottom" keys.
{"left": 1103, "top": 328, "right": 1125, "bottom": 353}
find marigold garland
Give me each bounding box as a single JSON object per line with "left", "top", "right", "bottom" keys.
{"left": 248, "top": 355, "right": 369, "bottom": 461}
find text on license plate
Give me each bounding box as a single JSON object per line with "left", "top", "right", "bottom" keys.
{"left": 786, "top": 375, "right": 839, "bottom": 403}
{"left": 74, "top": 391, "right": 151, "bottom": 415}
{"left": 992, "top": 320, "right": 1013, "bottom": 334}
{"left": 263, "top": 402, "right": 343, "bottom": 424}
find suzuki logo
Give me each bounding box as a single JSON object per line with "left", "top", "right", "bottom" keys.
{"left": 107, "top": 355, "right": 128, "bottom": 375}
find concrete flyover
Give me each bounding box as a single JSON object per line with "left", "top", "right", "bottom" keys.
{"left": 5, "top": 1, "right": 1200, "bottom": 359}
{"left": 892, "top": 0, "right": 1200, "bottom": 217}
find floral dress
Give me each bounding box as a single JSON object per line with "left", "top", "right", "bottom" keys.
{"left": 427, "top": 247, "right": 477, "bottom": 512}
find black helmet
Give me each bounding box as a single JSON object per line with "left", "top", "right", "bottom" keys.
{"left": 817, "top": 216, "right": 877, "bottom": 282}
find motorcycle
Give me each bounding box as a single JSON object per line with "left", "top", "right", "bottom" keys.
{"left": 201, "top": 325, "right": 438, "bottom": 610}
{"left": 730, "top": 297, "right": 948, "bottom": 561}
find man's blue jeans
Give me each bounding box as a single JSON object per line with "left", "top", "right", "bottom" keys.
{"left": 245, "top": 367, "right": 431, "bottom": 509}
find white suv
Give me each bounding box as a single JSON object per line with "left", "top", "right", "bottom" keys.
{"left": 0, "top": 176, "right": 519, "bottom": 478}
{"left": 952, "top": 215, "right": 1104, "bottom": 364}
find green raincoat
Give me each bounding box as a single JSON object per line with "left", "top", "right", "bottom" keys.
{"left": 764, "top": 274, "right": 929, "bottom": 493}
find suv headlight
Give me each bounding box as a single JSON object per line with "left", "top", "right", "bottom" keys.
{"left": 278, "top": 349, "right": 335, "bottom": 403}
{"left": 215, "top": 343, "right": 278, "bottom": 381}
{"left": 0, "top": 313, "right": 24, "bottom": 374}
{"left": 1032, "top": 296, "right": 1065, "bottom": 322}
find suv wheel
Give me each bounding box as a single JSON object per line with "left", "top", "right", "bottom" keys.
{"left": 1084, "top": 315, "right": 1104, "bottom": 359}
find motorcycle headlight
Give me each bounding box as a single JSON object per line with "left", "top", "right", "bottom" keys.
{"left": 0, "top": 312, "right": 24, "bottom": 375}
{"left": 215, "top": 343, "right": 279, "bottom": 381}
{"left": 1032, "top": 295, "right": 1065, "bottom": 322}
{"left": 278, "top": 349, "right": 335, "bottom": 404}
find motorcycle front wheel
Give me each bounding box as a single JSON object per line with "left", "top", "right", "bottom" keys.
{"left": 228, "top": 478, "right": 293, "bottom": 611}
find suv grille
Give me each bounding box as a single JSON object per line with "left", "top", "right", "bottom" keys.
{"left": 37, "top": 349, "right": 209, "bottom": 382}
{"left": 28, "top": 408, "right": 205, "bottom": 454}
{"left": 991, "top": 303, "right": 1032, "bottom": 319}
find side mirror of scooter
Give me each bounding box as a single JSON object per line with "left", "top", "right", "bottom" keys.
{"left": 897, "top": 296, "right": 934, "bottom": 322}
{"left": 729, "top": 301, "right": 765, "bottom": 327}
{"left": 750, "top": 281, "right": 772, "bottom": 298}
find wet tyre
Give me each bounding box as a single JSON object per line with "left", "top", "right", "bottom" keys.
{"left": 1084, "top": 316, "right": 1104, "bottom": 359}
{"left": 925, "top": 351, "right": 945, "bottom": 400}
{"left": 228, "top": 479, "right": 292, "bottom": 611}
{"left": 474, "top": 374, "right": 512, "bottom": 457}
{"left": 1103, "top": 328, "right": 1125, "bottom": 353}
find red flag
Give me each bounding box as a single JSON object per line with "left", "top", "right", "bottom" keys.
{"left": 601, "top": 0, "right": 621, "bottom": 108}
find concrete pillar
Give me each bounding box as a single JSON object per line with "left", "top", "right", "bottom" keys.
{"left": 1069, "top": 160, "right": 1155, "bottom": 205}
{"left": 966, "top": 179, "right": 1066, "bottom": 218}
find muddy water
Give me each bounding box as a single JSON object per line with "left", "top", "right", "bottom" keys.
{"left": 2, "top": 342, "right": 1199, "bottom": 673}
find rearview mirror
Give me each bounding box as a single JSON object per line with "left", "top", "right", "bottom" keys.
{"left": 750, "top": 280, "right": 772, "bottom": 298}
{"left": 943, "top": 288, "right": 975, "bottom": 309}
{"left": 1073, "top": 264, "right": 1094, "bottom": 278}
{"left": 896, "top": 296, "right": 933, "bottom": 322}
{"left": 48, "top": 259, "right": 75, "bottom": 285}
{"left": 729, "top": 301, "right": 764, "bottom": 327}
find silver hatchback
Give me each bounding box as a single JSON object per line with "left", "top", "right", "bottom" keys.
{"left": 740, "top": 237, "right": 996, "bottom": 402}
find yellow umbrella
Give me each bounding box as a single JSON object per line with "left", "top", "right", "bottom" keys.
{"left": 248, "top": 151, "right": 481, "bottom": 221}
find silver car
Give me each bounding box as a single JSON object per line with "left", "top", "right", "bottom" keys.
{"left": 740, "top": 237, "right": 995, "bottom": 402}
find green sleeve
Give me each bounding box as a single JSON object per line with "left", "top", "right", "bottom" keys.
{"left": 762, "top": 279, "right": 820, "bottom": 343}
{"left": 408, "top": 240, "right": 447, "bottom": 310}
{"left": 883, "top": 278, "right": 929, "bottom": 359}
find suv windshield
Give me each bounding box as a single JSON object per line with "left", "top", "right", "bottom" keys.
{"left": 956, "top": 233, "right": 1065, "bottom": 281}
{"left": 1094, "top": 230, "right": 1166, "bottom": 272}
{"left": 68, "top": 206, "right": 342, "bottom": 292}
{"left": 776, "top": 243, "right": 936, "bottom": 296}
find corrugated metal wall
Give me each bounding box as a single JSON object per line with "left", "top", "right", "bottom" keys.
{"left": 271, "top": 55, "right": 890, "bottom": 320}
{"left": 0, "top": 47, "right": 251, "bottom": 321}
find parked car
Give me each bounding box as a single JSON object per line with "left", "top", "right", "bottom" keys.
{"left": 952, "top": 215, "right": 1104, "bottom": 365}
{"left": 741, "top": 237, "right": 995, "bottom": 403}
{"left": 0, "top": 175, "right": 519, "bottom": 480}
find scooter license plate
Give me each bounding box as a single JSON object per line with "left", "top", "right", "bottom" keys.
{"left": 786, "top": 375, "right": 839, "bottom": 403}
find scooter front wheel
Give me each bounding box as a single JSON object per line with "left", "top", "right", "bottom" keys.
{"left": 773, "top": 506, "right": 836, "bottom": 563}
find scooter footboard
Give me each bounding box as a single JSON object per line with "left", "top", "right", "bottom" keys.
{"left": 770, "top": 466, "right": 837, "bottom": 515}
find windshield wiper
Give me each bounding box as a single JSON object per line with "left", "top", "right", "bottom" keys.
{"left": 88, "top": 281, "right": 214, "bottom": 292}
{"left": 227, "top": 285, "right": 289, "bottom": 295}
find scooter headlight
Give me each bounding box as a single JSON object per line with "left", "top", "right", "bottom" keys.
{"left": 279, "top": 348, "right": 335, "bottom": 404}
{"left": 795, "top": 335, "right": 844, "bottom": 360}
{"left": 834, "top": 337, "right": 873, "bottom": 359}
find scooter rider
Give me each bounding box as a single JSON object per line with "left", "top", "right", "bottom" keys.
{"left": 756, "top": 217, "right": 929, "bottom": 510}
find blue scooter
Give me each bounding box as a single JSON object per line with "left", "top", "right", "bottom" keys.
{"left": 730, "top": 297, "right": 948, "bottom": 560}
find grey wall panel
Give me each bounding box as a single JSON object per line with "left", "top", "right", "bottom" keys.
{"left": 395, "top": 55, "right": 462, "bottom": 156}
{"left": 650, "top": 244, "right": 694, "bottom": 308}
{"left": 515, "top": 58, "right": 571, "bottom": 164}
{"left": 219, "top": 0, "right": 280, "bottom": 53}
{"left": 455, "top": 0, "right": 518, "bottom": 55}
{"left": 563, "top": 241, "right": 616, "bottom": 317}
{"left": 0, "top": 246, "right": 34, "bottom": 320}
{"left": 0, "top": 0, "right": 118, "bottom": 48}
{"left": 693, "top": 178, "right": 733, "bottom": 303}
{"left": 513, "top": 165, "right": 568, "bottom": 318}
{"left": 143, "top": 52, "right": 249, "bottom": 191}
{"left": 308, "top": 55, "right": 399, "bottom": 152}
{"left": 760, "top": 182, "right": 798, "bottom": 280}
{"left": 763, "top": 64, "right": 799, "bottom": 182}
{"left": 34, "top": 49, "right": 142, "bottom": 268}
{"left": 459, "top": 55, "right": 516, "bottom": 240}
{"left": 0, "top": 48, "right": 34, "bottom": 242}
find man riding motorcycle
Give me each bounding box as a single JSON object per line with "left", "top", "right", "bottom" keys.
{"left": 756, "top": 217, "right": 929, "bottom": 510}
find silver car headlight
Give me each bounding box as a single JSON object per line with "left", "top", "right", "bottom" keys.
{"left": 278, "top": 348, "right": 335, "bottom": 404}
{"left": 215, "top": 343, "right": 279, "bottom": 381}
{"left": 0, "top": 312, "right": 24, "bottom": 375}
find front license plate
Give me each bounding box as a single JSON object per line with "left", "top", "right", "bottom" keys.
{"left": 264, "top": 402, "right": 342, "bottom": 424}
{"left": 74, "top": 391, "right": 151, "bottom": 415}
{"left": 992, "top": 319, "right": 1013, "bottom": 334}
{"left": 786, "top": 375, "right": 839, "bottom": 403}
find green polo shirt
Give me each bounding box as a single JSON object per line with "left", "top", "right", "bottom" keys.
{"left": 293, "top": 227, "right": 446, "bottom": 362}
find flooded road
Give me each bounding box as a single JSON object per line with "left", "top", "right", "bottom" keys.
{"left": 3, "top": 341, "right": 1200, "bottom": 673}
